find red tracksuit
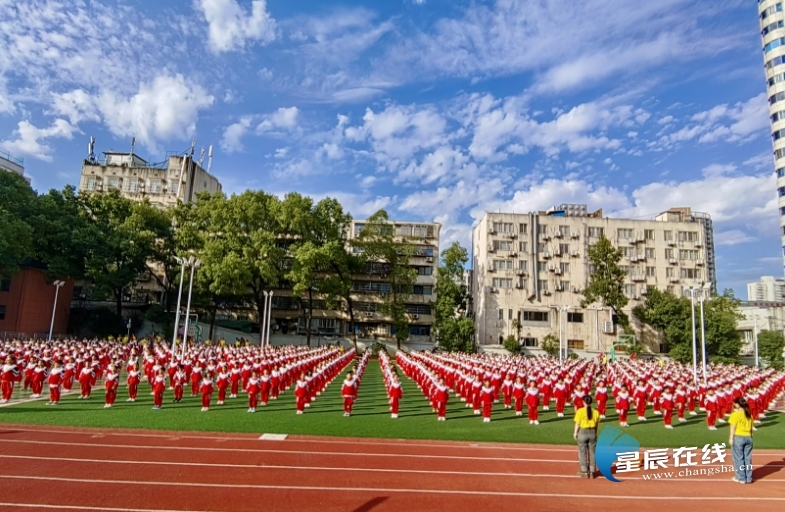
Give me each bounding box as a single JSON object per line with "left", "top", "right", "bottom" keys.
{"left": 513, "top": 383, "right": 525, "bottom": 414}
{"left": 480, "top": 386, "right": 494, "bottom": 420}
{"left": 246, "top": 378, "right": 260, "bottom": 409}
{"left": 389, "top": 383, "right": 402, "bottom": 415}
{"left": 200, "top": 379, "right": 214, "bottom": 408}
{"left": 48, "top": 369, "right": 63, "bottom": 403}
{"left": 342, "top": 379, "right": 356, "bottom": 414}
{"left": 525, "top": 387, "right": 540, "bottom": 421}
{"left": 105, "top": 374, "right": 118, "bottom": 405}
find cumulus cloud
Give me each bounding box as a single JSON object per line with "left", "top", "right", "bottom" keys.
{"left": 0, "top": 119, "right": 79, "bottom": 162}
{"left": 256, "top": 107, "right": 299, "bottom": 133}
{"left": 220, "top": 116, "right": 254, "bottom": 153}
{"left": 715, "top": 230, "right": 758, "bottom": 246}
{"left": 197, "top": 0, "right": 277, "bottom": 53}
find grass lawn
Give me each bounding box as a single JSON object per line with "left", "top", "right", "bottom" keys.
{"left": 2, "top": 361, "right": 783, "bottom": 449}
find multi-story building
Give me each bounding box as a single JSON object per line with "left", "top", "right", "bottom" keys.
{"left": 737, "top": 300, "right": 785, "bottom": 356}
{"left": 224, "top": 220, "right": 441, "bottom": 344}
{"left": 472, "top": 204, "right": 716, "bottom": 354}
{"left": 760, "top": 1, "right": 785, "bottom": 269}
{"left": 747, "top": 276, "right": 785, "bottom": 301}
{"left": 78, "top": 151, "right": 222, "bottom": 208}
{"left": 1, "top": 149, "right": 28, "bottom": 183}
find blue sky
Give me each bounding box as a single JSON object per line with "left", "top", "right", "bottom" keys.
{"left": 0, "top": 0, "right": 780, "bottom": 295}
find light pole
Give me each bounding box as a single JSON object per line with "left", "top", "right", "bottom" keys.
{"left": 698, "top": 282, "right": 710, "bottom": 385}
{"left": 181, "top": 257, "right": 200, "bottom": 360}
{"left": 688, "top": 287, "right": 698, "bottom": 387}
{"left": 754, "top": 314, "right": 760, "bottom": 369}
{"left": 172, "top": 257, "right": 187, "bottom": 352}
{"left": 262, "top": 291, "right": 269, "bottom": 347}
{"left": 265, "top": 291, "right": 274, "bottom": 347}
{"left": 48, "top": 280, "right": 65, "bottom": 342}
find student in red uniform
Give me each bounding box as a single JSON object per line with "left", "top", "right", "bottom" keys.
{"left": 200, "top": 372, "right": 214, "bottom": 412}
{"left": 127, "top": 363, "right": 141, "bottom": 402}
{"left": 260, "top": 369, "right": 272, "bottom": 406}
{"left": 388, "top": 373, "right": 403, "bottom": 419}
{"left": 501, "top": 374, "right": 514, "bottom": 410}
{"left": 480, "top": 379, "right": 494, "bottom": 423}
{"left": 554, "top": 377, "right": 567, "bottom": 418}
{"left": 513, "top": 376, "right": 526, "bottom": 417}
{"left": 104, "top": 367, "right": 119, "bottom": 408}
{"left": 172, "top": 366, "right": 186, "bottom": 403}
{"left": 341, "top": 371, "right": 356, "bottom": 417}
{"left": 246, "top": 371, "right": 260, "bottom": 413}
{"left": 471, "top": 376, "right": 482, "bottom": 415}
{"left": 216, "top": 368, "right": 229, "bottom": 405}
{"left": 705, "top": 388, "right": 719, "bottom": 430}
{"left": 152, "top": 368, "right": 166, "bottom": 410}
{"left": 572, "top": 383, "right": 586, "bottom": 410}
{"left": 31, "top": 360, "right": 47, "bottom": 398}
{"left": 674, "top": 383, "right": 688, "bottom": 423}
{"left": 78, "top": 364, "right": 95, "bottom": 399}
{"left": 190, "top": 365, "right": 201, "bottom": 396}
{"left": 616, "top": 384, "right": 631, "bottom": 428}
{"left": 526, "top": 381, "right": 540, "bottom": 425}
{"left": 0, "top": 357, "right": 21, "bottom": 403}
{"left": 541, "top": 376, "right": 552, "bottom": 411}
{"left": 594, "top": 380, "right": 608, "bottom": 419}
{"left": 230, "top": 365, "right": 242, "bottom": 398}
{"left": 294, "top": 373, "right": 308, "bottom": 414}
{"left": 47, "top": 361, "right": 63, "bottom": 405}
{"left": 633, "top": 379, "right": 648, "bottom": 422}
{"left": 660, "top": 387, "right": 674, "bottom": 429}
{"left": 434, "top": 377, "right": 449, "bottom": 421}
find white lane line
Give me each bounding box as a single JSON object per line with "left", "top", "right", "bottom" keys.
{"left": 0, "top": 504, "right": 222, "bottom": 512}
{"left": 0, "top": 439, "right": 576, "bottom": 463}
{"left": 2, "top": 454, "right": 781, "bottom": 482}
{"left": 2, "top": 475, "right": 785, "bottom": 500}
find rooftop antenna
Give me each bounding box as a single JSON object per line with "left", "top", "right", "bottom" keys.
{"left": 88, "top": 136, "right": 96, "bottom": 163}
{"left": 207, "top": 145, "right": 214, "bottom": 174}
{"left": 197, "top": 147, "right": 206, "bottom": 167}
{"left": 131, "top": 137, "right": 136, "bottom": 158}
{"left": 189, "top": 139, "right": 196, "bottom": 158}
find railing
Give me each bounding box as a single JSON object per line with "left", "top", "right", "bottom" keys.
{"left": 0, "top": 149, "right": 23, "bottom": 165}
{"left": 0, "top": 332, "right": 29, "bottom": 341}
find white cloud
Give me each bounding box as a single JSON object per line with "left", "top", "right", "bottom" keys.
{"left": 96, "top": 74, "right": 214, "bottom": 152}
{"left": 50, "top": 89, "right": 100, "bottom": 125}
{"left": 197, "top": 0, "right": 277, "bottom": 53}
{"left": 256, "top": 107, "right": 300, "bottom": 133}
{"left": 220, "top": 116, "right": 253, "bottom": 153}
{"left": 658, "top": 115, "right": 674, "bottom": 125}
{"left": 660, "top": 94, "right": 769, "bottom": 146}
{"left": 0, "top": 119, "right": 78, "bottom": 162}
{"left": 715, "top": 230, "right": 757, "bottom": 246}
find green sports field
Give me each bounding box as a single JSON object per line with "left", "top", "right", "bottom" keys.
{"left": 2, "top": 361, "right": 783, "bottom": 449}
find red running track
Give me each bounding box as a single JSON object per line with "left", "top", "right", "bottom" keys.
{"left": 0, "top": 424, "right": 783, "bottom": 512}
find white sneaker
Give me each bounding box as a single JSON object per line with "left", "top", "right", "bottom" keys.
{"left": 690, "top": 411, "right": 697, "bottom": 416}
{"left": 543, "top": 406, "right": 550, "bottom": 411}
{"left": 600, "top": 415, "right": 606, "bottom": 419}
{"left": 679, "top": 418, "right": 687, "bottom": 423}
{"left": 483, "top": 418, "right": 490, "bottom": 423}
{"left": 391, "top": 414, "right": 398, "bottom": 419}
{"left": 665, "top": 425, "right": 673, "bottom": 429}
{"left": 529, "top": 420, "right": 533, "bottom": 424}
{"left": 533, "top": 420, "right": 539, "bottom": 425}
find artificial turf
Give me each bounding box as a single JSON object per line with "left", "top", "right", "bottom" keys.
{"left": 1, "top": 360, "right": 783, "bottom": 449}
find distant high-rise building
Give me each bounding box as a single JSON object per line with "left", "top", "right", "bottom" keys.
{"left": 760, "top": 1, "right": 785, "bottom": 270}
{"left": 747, "top": 276, "right": 785, "bottom": 301}
{"left": 1, "top": 149, "right": 28, "bottom": 183}
{"left": 79, "top": 150, "right": 222, "bottom": 208}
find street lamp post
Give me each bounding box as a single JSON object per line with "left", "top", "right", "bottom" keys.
{"left": 172, "top": 257, "right": 187, "bottom": 350}
{"left": 265, "top": 291, "right": 274, "bottom": 347}
{"left": 181, "top": 257, "right": 200, "bottom": 360}
{"left": 48, "top": 280, "right": 65, "bottom": 342}
{"left": 754, "top": 315, "right": 760, "bottom": 369}
{"left": 688, "top": 287, "right": 698, "bottom": 387}
{"left": 698, "top": 283, "right": 710, "bottom": 385}
{"left": 262, "top": 291, "right": 269, "bottom": 347}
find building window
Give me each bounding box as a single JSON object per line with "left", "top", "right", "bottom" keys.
{"left": 85, "top": 177, "right": 97, "bottom": 190}
{"left": 666, "top": 267, "right": 675, "bottom": 278}
{"left": 508, "top": 309, "right": 513, "bottom": 320}
{"left": 409, "top": 325, "right": 431, "bottom": 336}
{"left": 678, "top": 231, "right": 698, "bottom": 242}
{"left": 681, "top": 268, "right": 701, "bottom": 279}
{"left": 644, "top": 229, "right": 654, "bottom": 240}
{"left": 559, "top": 243, "right": 570, "bottom": 255}
{"left": 559, "top": 281, "right": 570, "bottom": 292}
{"left": 519, "top": 241, "right": 528, "bottom": 252}
{"left": 125, "top": 178, "right": 139, "bottom": 192}
{"left": 0, "top": 305, "right": 5, "bottom": 320}
{"left": 493, "top": 240, "right": 513, "bottom": 251}
{"left": 646, "top": 266, "right": 656, "bottom": 277}
{"left": 663, "top": 231, "right": 673, "bottom": 241}
{"left": 567, "top": 339, "right": 584, "bottom": 350}
{"left": 149, "top": 180, "right": 162, "bottom": 193}
{"left": 666, "top": 286, "right": 674, "bottom": 294}
{"left": 412, "top": 285, "right": 433, "bottom": 295}
{"left": 537, "top": 262, "right": 548, "bottom": 272}
{"left": 538, "top": 280, "right": 548, "bottom": 292}
{"left": 498, "top": 309, "right": 504, "bottom": 320}
{"left": 107, "top": 177, "right": 120, "bottom": 189}
{"left": 537, "top": 242, "right": 547, "bottom": 253}
{"left": 624, "top": 284, "right": 635, "bottom": 297}
{"left": 519, "top": 260, "right": 528, "bottom": 271}
{"left": 521, "top": 337, "right": 537, "bottom": 347}
{"left": 493, "top": 260, "right": 513, "bottom": 270}
{"left": 567, "top": 312, "right": 583, "bottom": 323}
{"left": 519, "top": 223, "right": 528, "bottom": 234}
{"left": 665, "top": 248, "right": 674, "bottom": 259}
{"left": 679, "top": 249, "right": 699, "bottom": 260}
{"left": 780, "top": 207, "right": 785, "bottom": 216}
{"left": 588, "top": 227, "right": 604, "bottom": 238}
{"left": 621, "top": 247, "right": 635, "bottom": 258}
{"left": 560, "top": 262, "right": 570, "bottom": 274}
{"left": 764, "top": 37, "right": 785, "bottom": 54}
{"left": 492, "top": 222, "right": 515, "bottom": 233}
{"left": 523, "top": 311, "right": 549, "bottom": 322}
{"left": 492, "top": 278, "right": 513, "bottom": 288}
{"left": 417, "top": 266, "right": 433, "bottom": 275}
{"left": 617, "top": 228, "right": 633, "bottom": 239}
{"left": 558, "top": 225, "right": 570, "bottom": 236}
{"left": 405, "top": 304, "right": 432, "bottom": 315}
{"left": 645, "top": 248, "right": 655, "bottom": 259}
{"left": 0, "top": 276, "right": 10, "bottom": 292}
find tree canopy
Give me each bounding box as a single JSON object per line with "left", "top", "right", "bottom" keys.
{"left": 434, "top": 242, "right": 474, "bottom": 352}
{"left": 581, "top": 234, "right": 629, "bottom": 327}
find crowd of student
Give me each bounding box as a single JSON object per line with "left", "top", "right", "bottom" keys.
{"left": 393, "top": 350, "right": 785, "bottom": 429}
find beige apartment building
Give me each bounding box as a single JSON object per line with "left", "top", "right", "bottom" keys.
{"left": 79, "top": 151, "right": 222, "bottom": 208}
{"left": 472, "top": 204, "right": 716, "bottom": 354}
{"left": 219, "top": 219, "right": 441, "bottom": 344}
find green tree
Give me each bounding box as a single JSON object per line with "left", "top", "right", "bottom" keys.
{"left": 540, "top": 334, "right": 560, "bottom": 357}
{"left": 503, "top": 334, "right": 520, "bottom": 354}
{"left": 354, "top": 210, "right": 417, "bottom": 350}
{"left": 581, "top": 234, "right": 629, "bottom": 327}
{"left": 80, "top": 190, "right": 163, "bottom": 316}
{"left": 434, "top": 242, "right": 475, "bottom": 352}
{"left": 0, "top": 172, "right": 36, "bottom": 274}
{"left": 757, "top": 330, "right": 785, "bottom": 369}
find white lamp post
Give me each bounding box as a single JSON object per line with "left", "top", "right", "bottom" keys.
{"left": 181, "top": 257, "right": 200, "bottom": 360}
{"left": 172, "top": 257, "right": 187, "bottom": 350}
{"left": 48, "top": 280, "right": 65, "bottom": 342}
{"left": 265, "top": 291, "right": 274, "bottom": 347}
{"left": 754, "top": 315, "right": 760, "bottom": 369}
{"left": 688, "top": 287, "right": 698, "bottom": 387}
{"left": 262, "top": 291, "right": 269, "bottom": 347}
{"left": 698, "top": 282, "right": 710, "bottom": 385}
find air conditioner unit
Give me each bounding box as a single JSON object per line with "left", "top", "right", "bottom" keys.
{"left": 491, "top": 287, "right": 498, "bottom": 293}
{"left": 488, "top": 268, "right": 496, "bottom": 273}
{"left": 667, "top": 240, "right": 677, "bottom": 246}
{"left": 543, "top": 290, "right": 551, "bottom": 296}
{"left": 507, "top": 232, "right": 517, "bottom": 239}
{"left": 412, "top": 314, "right": 420, "bottom": 320}
{"left": 549, "top": 264, "right": 556, "bottom": 271}
{"left": 696, "top": 259, "right": 705, "bottom": 266}
{"left": 695, "top": 241, "right": 703, "bottom": 248}
{"left": 554, "top": 269, "right": 562, "bottom": 275}
{"left": 669, "top": 258, "right": 678, "bottom": 264}
{"left": 509, "top": 251, "right": 517, "bottom": 257}
{"left": 633, "top": 295, "right": 641, "bottom": 300}
{"left": 572, "top": 287, "right": 580, "bottom": 293}
{"left": 571, "top": 232, "right": 580, "bottom": 239}
{"left": 555, "top": 285, "right": 563, "bottom": 292}
{"left": 542, "top": 252, "right": 551, "bottom": 259}
{"left": 603, "top": 321, "right": 615, "bottom": 334}
{"left": 425, "top": 257, "right": 434, "bottom": 263}
{"left": 571, "top": 251, "right": 580, "bottom": 257}
{"left": 489, "top": 229, "right": 496, "bottom": 235}
{"left": 488, "top": 245, "right": 495, "bottom": 253}
{"left": 641, "top": 288, "right": 649, "bottom": 295}
{"left": 553, "top": 250, "right": 562, "bottom": 257}
{"left": 516, "top": 270, "right": 526, "bottom": 276}
{"left": 515, "top": 283, "right": 523, "bottom": 289}
{"left": 540, "top": 233, "right": 551, "bottom": 241}
{"left": 554, "top": 232, "right": 564, "bottom": 239}
{"left": 669, "top": 277, "right": 680, "bottom": 283}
